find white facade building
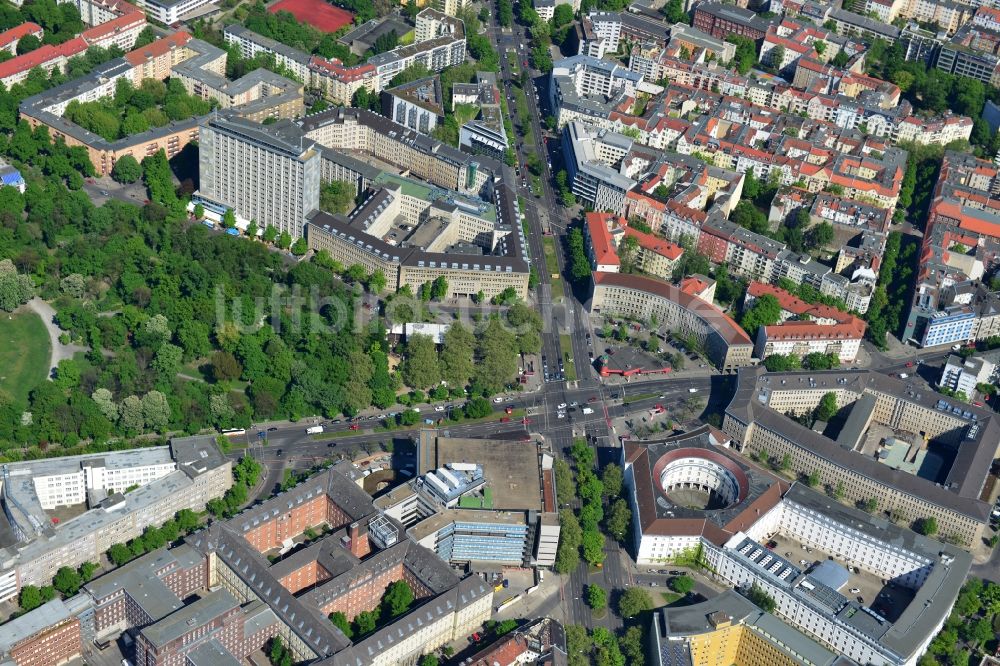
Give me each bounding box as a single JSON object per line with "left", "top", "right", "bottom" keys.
{"left": 939, "top": 353, "right": 995, "bottom": 397}
{"left": 623, "top": 432, "right": 970, "bottom": 666}
{"left": 198, "top": 115, "right": 321, "bottom": 241}
{"left": 32, "top": 453, "right": 175, "bottom": 510}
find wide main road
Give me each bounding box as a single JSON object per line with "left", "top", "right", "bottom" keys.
{"left": 232, "top": 375, "right": 715, "bottom": 465}
{"left": 487, "top": 3, "right": 601, "bottom": 392}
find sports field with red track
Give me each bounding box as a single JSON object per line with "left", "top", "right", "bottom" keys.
{"left": 268, "top": 0, "right": 354, "bottom": 32}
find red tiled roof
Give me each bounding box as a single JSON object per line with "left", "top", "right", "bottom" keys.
{"left": 762, "top": 320, "right": 864, "bottom": 340}
{"left": 680, "top": 276, "right": 710, "bottom": 295}
{"left": 586, "top": 212, "right": 621, "bottom": 267}
{"left": 747, "top": 282, "right": 866, "bottom": 339}
{"left": 594, "top": 272, "right": 751, "bottom": 345}
{"left": 82, "top": 11, "right": 145, "bottom": 44}
{"left": 309, "top": 55, "right": 375, "bottom": 81}
{"left": 937, "top": 200, "right": 1000, "bottom": 239}
{"left": 0, "top": 37, "right": 87, "bottom": 81}
{"left": 124, "top": 31, "right": 191, "bottom": 66}
{"left": 0, "top": 23, "right": 42, "bottom": 50}
{"left": 469, "top": 635, "right": 529, "bottom": 666}
{"left": 625, "top": 226, "right": 684, "bottom": 260}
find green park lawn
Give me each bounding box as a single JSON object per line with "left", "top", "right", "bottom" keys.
{"left": 0, "top": 311, "right": 50, "bottom": 405}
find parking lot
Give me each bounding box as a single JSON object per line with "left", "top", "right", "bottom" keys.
{"left": 768, "top": 534, "right": 914, "bottom": 621}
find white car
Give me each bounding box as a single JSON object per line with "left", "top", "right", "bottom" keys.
{"left": 435, "top": 405, "right": 445, "bottom": 412}
{"left": 557, "top": 413, "right": 565, "bottom": 419}
{"left": 493, "top": 397, "right": 504, "bottom": 403}
{"left": 557, "top": 403, "right": 567, "bottom": 409}
{"left": 849, "top": 587, "right": 861, "bottom": 594}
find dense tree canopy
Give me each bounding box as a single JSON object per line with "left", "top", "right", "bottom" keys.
{"left": 64, "top": 78, "right": 214, "bottom": 142}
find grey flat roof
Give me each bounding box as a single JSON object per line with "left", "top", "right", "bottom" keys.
{"left": 659, "top": 590, "right": 841, "bottom": 665}
{"left": 416, "top": 432, "right": 544, "bottom": 511}
{"left": 141, "top": 589, "right": 238, "bottom": 648}
{"left": 783, "top": 484, "right": 971, "bottom": 660}
{"left": 0, "top": 599, "right": 74, "bottom": 653}
{"left": 834, "top": 392, "right": 876, "bottom": 449}
{"left": 726, "top": 367, "right": 996, "bottom": 521}
{"left": 407, "top": 507, "right": 526, "bottom": 542}
{"left": 224, "top": 24, "right": 312, "bottom": 65}
{"left": 130, "top": 576, "right": 184, "bottom": 622}
{"left": 6, "top": 446, "right": 172, "bottom": 478}
{"left": 84, "top": 543, "right": 202, "bottom": 604}
{"left": 3, "top": 468, "right": 209, "bottom": 568}
{"left": 202, "top": 115, "right": 310, "bottom": 160}
{"left": 829, "top": 7, "right": 901, "bottom": 38}
{"left": 809, "top": 559, "right": 850, "bottom": 591}
{"left": 184, "top": 638, "right": 242, "bottom": 666}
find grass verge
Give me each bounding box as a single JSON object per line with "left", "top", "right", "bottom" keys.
{"left": 560, "top": 334, "right": 578, "bottom": 381}
{"left": 622, "top": 392, "right": 658, "bottom": 405}
{"left": 542, "top": 236, "right": 559, "bottom": 272}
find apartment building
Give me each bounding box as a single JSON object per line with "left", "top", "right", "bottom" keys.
{"left": 198, "top": 116, "right": 319, "bottom": 239}
{"left": 432, "top": 0, "right": 469, "bottom": 17}
{"left": 225, "top": 10, "right": 463, "bottom": 104}
{"left": 0, "top": 597, "right": 86, "bottom": 666}
{"left": 723, "top": 367, "right": 997, "bottom": 545}
{"left": 939, "top": 353, "right": 996, "bottom": 397}
{"left": 551, "top": 54, "right": 643, "bottom": 102}
{"left": 532, "top": 0, "right": 578, "bottom": 22}
{"left": 590, "top": 271, "right": 754, "bottom": 370}
{"left": 134, "top": 0, "right": 216, "bottom": 24}
{"left": 651, "top": 591, "right": 842, "bottom": 666}
{"left": 380, "top": 75, "right": 444, "bottom": 136}
{"left": 692, "top": 2, "right": 773, "bottom": 41}
{"left": 0, "top": 437, "right": 231, "bottom": 602}
{"left": 370, "top": 9, "right": 465, "bottom": 87}
{"left": 583, "top": 211, "right": 684, "bottom": 278}
{"left": 862, "top": 0, "right": 973, "bottom": 34}
{"left": 745, "top": 282, "right": 866, "bottom": 363}
{"left": 760, "top": 20, "right": 836, "bottom": 72}
{"left": 19, "top": 32, "right": 300, "bottom": 176}
{"left": 0, "top": 23, "right": 43, "bottom": 55}
{"left": 579, "top": 10, "right": 672, "bottom": 56}
{"left": 905, "top": 151, "right": 1000, "bottom": 347}
{"left": 668, "top": 23, "right": 736, "bottom": 62}
{"left": 0, "top": 0, "right": 146, "bottom": 87}
{"left": 698, "top": 218, "right": 876, "bottom": 314}
{"left": 224, "top": 24, "right": 311, "bottom": 80}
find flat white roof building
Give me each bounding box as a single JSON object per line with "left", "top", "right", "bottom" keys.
{"left": 0, "top": 438, "right": 231, "bottom": 601}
